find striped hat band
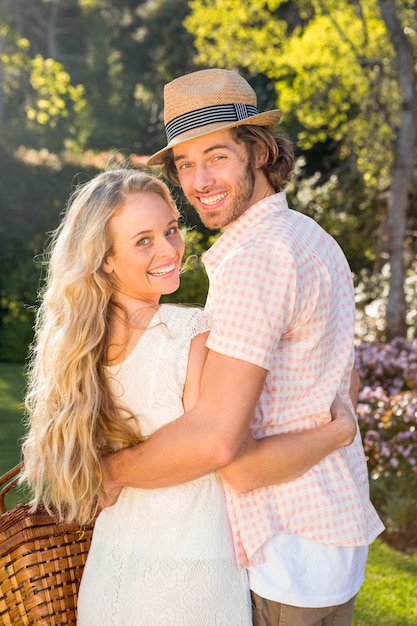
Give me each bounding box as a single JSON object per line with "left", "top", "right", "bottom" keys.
{"left": 165, "top": 103, "right": 259, "bottom": 143}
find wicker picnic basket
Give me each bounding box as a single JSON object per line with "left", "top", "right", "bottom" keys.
{"left": 0, "top": 463, "right": 95, "bottom": 625}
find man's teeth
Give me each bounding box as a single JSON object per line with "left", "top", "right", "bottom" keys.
{"left": 149, "top": 263, "right": 175, "bottom": 276}
{"left": 200, "top": 192, "right": 227, "bottom": 206}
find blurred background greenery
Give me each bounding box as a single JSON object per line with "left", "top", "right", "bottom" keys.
{"left": 0, "top": 0, "right": 416, "bottom": 361}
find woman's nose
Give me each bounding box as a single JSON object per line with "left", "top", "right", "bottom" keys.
{"left": 155, "top": 236, "right": 178, "bottom": 256}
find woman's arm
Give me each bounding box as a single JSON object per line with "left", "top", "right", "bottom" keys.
{"left": 183, "top": 331, "right": 210, "bottom": 410}
{"left": 349, "top": 364, "right": 360, "bottom": 409}
{"left": 100, "top": 335, "right": 358, "bottom": 505}
{"left": 219, "top": 396, "right": 356, "bottom": 493}
{"left": 219, "top": 367, "right": 360, "bottom": 493}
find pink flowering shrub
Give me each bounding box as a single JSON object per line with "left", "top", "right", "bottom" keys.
{"left": 355, "top": 338, "right": 417, "bottom": 479}
{"left": 354, "top": 338, "right": 417, "bottom": 551}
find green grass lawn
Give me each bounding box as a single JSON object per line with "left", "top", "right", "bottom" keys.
{"left": 353, "top": 540, "right": 417, "bottom": 625}
{"left": 0, "top": 362, "right": 26, "bottom": 472}
{"left": 0, "top": 362, "right": 416, "bottom": 625}
{"left": 0, "top": 362, "right": 27, "bottom": 510}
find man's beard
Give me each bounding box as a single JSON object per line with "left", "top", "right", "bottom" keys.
{"left": 192, "top": 161, "right": 255, "bottom": 230}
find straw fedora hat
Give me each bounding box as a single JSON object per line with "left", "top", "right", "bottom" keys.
{"left": 147, "top": 68, "right": 282, "bottom": 166}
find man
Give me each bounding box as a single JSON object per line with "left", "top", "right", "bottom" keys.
{"left": 103, "top": 69, "right": 383, "bottom": 625}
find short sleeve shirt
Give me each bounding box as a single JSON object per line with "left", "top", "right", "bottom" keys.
{"left": 203, "top": 192, "right": 384, "bottom": 567}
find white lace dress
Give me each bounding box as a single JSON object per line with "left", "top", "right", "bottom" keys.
{"left": 77, "top": 304, "right": 251, "bottom": 626}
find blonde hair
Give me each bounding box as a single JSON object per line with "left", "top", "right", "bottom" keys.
{"left": 21, "top": 168, "right": 179, "bottom": 524}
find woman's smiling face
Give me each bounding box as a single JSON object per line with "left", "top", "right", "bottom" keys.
{"left": 102, "top": 191, "right": 185, "bottom": 306}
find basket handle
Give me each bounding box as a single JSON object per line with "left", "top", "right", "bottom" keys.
{"left": 0, "top": 462, "right": 24, "bottom": 514}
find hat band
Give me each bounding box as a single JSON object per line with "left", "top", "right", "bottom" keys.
{"left": 165, "top": 103, "right": 259, "bottom": 143}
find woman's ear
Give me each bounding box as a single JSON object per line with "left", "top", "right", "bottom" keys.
{"left": 101, "top": 256, "right": 114, "bottom": 274}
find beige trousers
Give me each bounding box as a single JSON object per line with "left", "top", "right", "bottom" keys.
{"left": 251, "top": 591, "right": 357, "bottom": 626}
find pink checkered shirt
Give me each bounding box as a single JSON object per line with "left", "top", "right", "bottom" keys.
{"left": 203, "top": 192, "right": 384, "bottom": 568}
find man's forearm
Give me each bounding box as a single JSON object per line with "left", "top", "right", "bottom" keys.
{"left": 103, "top": 412, "right": 228, "bottom": 491}
{"left": 102, "top": 353, "right": 268, "bottom": 493}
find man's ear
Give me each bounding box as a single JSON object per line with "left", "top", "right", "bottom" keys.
{"left": 254, "top": 143, "right": 268, "bottom": 168}
{"left": 101, "top": 256, "right": 114, "bottom": 274}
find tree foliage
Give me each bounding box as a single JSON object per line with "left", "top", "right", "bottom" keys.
{"left": 0, "top": 1, "right": 89, "bottom": 148}
{"left": 0, "top": 0, "right": 416, "bottom": 361}
{"left": 185, "top": 0, "right": 417, "bottom": 338}
{"left": 0, "top": 0, "right": 200, "bottom": 153}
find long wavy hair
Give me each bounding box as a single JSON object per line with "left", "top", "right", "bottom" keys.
{"left": 21, "top": 168, "right": 180, "bottom": 524}
{"left": 161, "top": 125, "right": 294, "bottom": 192}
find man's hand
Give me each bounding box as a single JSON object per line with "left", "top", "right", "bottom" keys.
{"left": 99, "top": 453, "right": 123, "bottom": 509}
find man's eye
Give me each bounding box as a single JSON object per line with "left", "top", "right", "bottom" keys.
{"left": 178, "top": 162, "right": 191, "bottom": 170}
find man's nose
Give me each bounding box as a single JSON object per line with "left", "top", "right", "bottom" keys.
{"left": 193, "top": 162, "right": 215, "bottom": 191}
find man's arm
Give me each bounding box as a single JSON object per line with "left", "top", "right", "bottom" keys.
{"left": 101, "top": 353, "right": 358, "bottom": 506}
{"left": 101, "top": 350, "right": 267, "bottom": 500}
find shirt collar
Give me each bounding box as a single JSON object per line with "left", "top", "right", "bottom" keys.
{"left": 203, "top": 191, "right": 288, "bottom": 273}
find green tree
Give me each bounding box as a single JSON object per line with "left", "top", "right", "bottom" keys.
{"left": 377, "top": 0, "right": 417, "bottom": 339}
{"left": 0, "top": 2, "right": 88, "bottom": 151}
{"left": 186, "top": 0, "right": 417, "bottom": 339}
{"left": 0, "top": 145, "right": 100, "bottom": 362}
{"left": 1, "top": 0, "right": 202, "bottom": 155}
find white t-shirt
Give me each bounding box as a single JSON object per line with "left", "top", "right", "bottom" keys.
{"left": 248, "top": 534, "right": 368, "bottom": 607}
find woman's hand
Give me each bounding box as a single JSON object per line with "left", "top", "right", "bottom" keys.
{"left": 330, "top": 395, "right": 357, "bottom": 447}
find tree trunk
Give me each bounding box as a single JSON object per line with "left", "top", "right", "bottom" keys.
{"left": 377, "top": 0, "right": 417, "bottom": 339}
{"left": 0, "top": 35, "right": 4, "bottom": 135}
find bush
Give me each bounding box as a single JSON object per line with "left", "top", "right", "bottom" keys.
{"left": 355, "top": 338, "right": 417, "bottom": 552}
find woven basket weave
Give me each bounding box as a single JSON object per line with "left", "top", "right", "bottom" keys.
{"left": 0, "top": 464, "right": 95, "bottom": 625}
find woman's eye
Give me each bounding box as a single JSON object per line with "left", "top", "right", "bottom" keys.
{"left": 137, "top": 237, "right": 150, "bottom": 246}
{"left": 167, "top": 226, "right": 179, "bottom": 236}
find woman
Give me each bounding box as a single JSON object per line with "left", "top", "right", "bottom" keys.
{"left": 21, "top": 168, "right": 356, "bottom": 625}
